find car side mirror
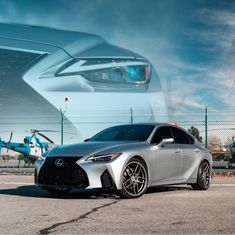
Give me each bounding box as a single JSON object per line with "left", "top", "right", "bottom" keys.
{"left": 158, "top": 138, "right": 174, "bottom": 147}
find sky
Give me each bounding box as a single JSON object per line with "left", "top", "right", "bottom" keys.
{"left": 0, "top": 0, "right": 234, "bottom": 144}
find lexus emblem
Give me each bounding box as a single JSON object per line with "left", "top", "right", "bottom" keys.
{"left": 55, "top": 158, "right": 64, "bottom": 167}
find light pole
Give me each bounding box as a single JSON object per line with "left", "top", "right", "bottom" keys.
{"left": 130, "top": 107, "right": 133, "bottom": 124}
{"left": 205, "top": 106, "right": 208, "bottom": 148}
{"left": 60, "top": 97, "right": 68, "bottom": 145}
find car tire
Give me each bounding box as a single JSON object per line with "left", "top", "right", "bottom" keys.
{"left": 45, "top": 187, "right": 72, "bottom": 195}
{"left": 118, "top": 158, "right": 148, "bottom": 199}
{"left": 191, "top": 161, "right": 211, "bottom": 190}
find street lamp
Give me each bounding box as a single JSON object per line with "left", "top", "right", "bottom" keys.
{"left": 60, "top": 97, "right": 68, "bottom": 145}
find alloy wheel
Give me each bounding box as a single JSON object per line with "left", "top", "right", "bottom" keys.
{"left": 199, "top": 162, "right": 211, "bottom": 188}
{"left": 122, "top": 159, "right": 148, "bottom": 198}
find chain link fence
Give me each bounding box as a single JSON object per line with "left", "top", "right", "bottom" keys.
{"left": 168, "top": 107, "right": 235, "bottom": 168}
{"left": 0, "top": 106, "right": 235, "bottom": 169}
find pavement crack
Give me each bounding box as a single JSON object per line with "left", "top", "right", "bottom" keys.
{"left": 38, "top": 200, "right": 119, "bottom": 234}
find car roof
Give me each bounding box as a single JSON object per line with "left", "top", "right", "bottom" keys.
{"left": 111, "top": 123, "right": 194, "bottom": 135}
{"left": 108, "top": 123, "right": 179, "bottom": 128}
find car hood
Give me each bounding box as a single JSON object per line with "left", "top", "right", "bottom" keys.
{"left": 0, "top": 23, "right": 139, "bottom": 58}
{"left": 47, "top": 141, "right": 147, "bottom": 157}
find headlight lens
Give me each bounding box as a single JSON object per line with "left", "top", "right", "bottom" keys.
{"left": 86, "top": 153, "right": 122, "bottom": 162}
{"left": 79, "top": 65, "right": 149, "bottom": 84}
{"left": 56, "top": 59, "right": 151, "bottom": 85}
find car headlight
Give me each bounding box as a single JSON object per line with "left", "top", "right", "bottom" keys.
{"left": 56, "top": 59, "right": 151, "bottom": 85}
{"left": 86, "top": 153, "right": 122, "bottom": 162}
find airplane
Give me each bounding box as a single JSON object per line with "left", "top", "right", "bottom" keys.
{"left": 0, "top": 129, "right": 55, "bottom": 162}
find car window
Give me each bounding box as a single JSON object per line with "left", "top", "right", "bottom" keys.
{"left": 188, "top": 134, "right": 195, "bottom": 144}
{"left": 90, "top": 128, "right": 120, "bottom": 141}
{"left": 170, "top": 127, "right": 191, "bottom": 144}
{"left": 89, "top": 125, "right": 155, "bottom": 142}
{"left": 151, "top": 127, "right": 174, "bottom": 144}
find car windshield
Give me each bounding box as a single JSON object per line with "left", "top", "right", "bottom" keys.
{"left": 89, "top": 125, "right": 155, "bottom": 142}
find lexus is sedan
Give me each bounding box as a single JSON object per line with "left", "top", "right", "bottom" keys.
{"left": 35, "top": 124, "right": 212, "bottom": 198}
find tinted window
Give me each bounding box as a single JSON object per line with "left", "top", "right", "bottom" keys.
{"left": 89, "top": 125, "right": 155, "bottom": 142}
{"left": 171, "top": 127, "right": 190, "bottom": 144}
{"left": 188, "top": 134, "right": 195, "bottom": 144}
{"left": 151, "top": 127, "right": 173, "bottom": 144}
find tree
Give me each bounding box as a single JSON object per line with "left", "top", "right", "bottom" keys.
{"left": 17, "top": 154, "right": 24, "bottom": 167}
{"left": 188, "top": 126, "right": 202, "bottom": 142}
{"left": 17, "top": 154, "right": 34, "bottom": 167}
{"left": 2, "top": 155, "right": 10, "bottom": 162}
{"left": 208, "top": 135, "right": 221, "bottom": 152}
{"left": 225, "top": 136, "right": 235, "bottom": 147}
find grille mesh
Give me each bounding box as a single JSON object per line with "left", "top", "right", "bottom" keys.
{"left": 38, "top": 157, "right": 89, "bottom": 188}
{"left": 0, "top": 48, "right": 40, "bottom": 77}
{"left": 0, "top": 48, "right": 65, "bottom": 124}
{"left": 101, "top": 169, "right": 116, "bottom": 189}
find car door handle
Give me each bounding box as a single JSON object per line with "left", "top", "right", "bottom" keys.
{"left": 195, "top": 148, "right": 201, "bottom": 152}
{"left": 175, "top": 149, "right": 180, "bottom": 153}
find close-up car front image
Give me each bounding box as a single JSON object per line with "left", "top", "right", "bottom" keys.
{"left": 35, "top": 123, "right": 212, "bottom": 199}
{"left": 0, "top": 23, "right": 167, "bottom": 141}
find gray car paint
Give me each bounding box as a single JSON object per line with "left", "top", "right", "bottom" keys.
{"left": 35, "top": 124, "right": 212, "bottom": 190}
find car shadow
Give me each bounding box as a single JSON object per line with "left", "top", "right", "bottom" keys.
{"left": 146, "top": 185, "right": 192, "bottom": 194}
{"left": 0, "top": 185, "right": 120, "bottom": 199}
{"left": 0, "top": 184, "right": 192, "bottom": 199}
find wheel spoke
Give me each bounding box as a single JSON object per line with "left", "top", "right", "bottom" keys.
{"left": 202, "top": 176, "right": 207, "bottom": 186}
{"left": 134, "top": 163, "right": 142, "bottom": 175}
{"left": 126, "top": 182, "right": 133, "bottom": 189}
{"left": 204, "top": 164, "right": 209, "bottom": 174}
{"left": 123, "top": 178, "right": 132, "bottom": 187}
{"left": 125, "top": 167, "right": 133, "bottom": 178}
{"left": 134, "top": 163, "right": 139, "bottom": 173}
{"left": 137, "top": 177, "right": 145, "bottom": 184}
{"left": 133, "top": 183, "right": 138, "bottom": 194}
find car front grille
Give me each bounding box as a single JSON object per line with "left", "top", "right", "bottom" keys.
{"left": 0, "top": 48, "right": 41, "bottom": 76}
{"left": 0, "top": 48, "right": 58, "bottom": 119}
{"left": 38, "top": 157, "right": 89, "bottom": 188}
{"left": 101, "top": 169, "right": 116, "bottom": 190}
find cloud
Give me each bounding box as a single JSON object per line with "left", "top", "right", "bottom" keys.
{"left": 0, "top": 1, "right": 234, "bottom": 124}
{"left": 167, "top": 6, "right": 235, "bottom": 110}
{"left": 190, "top": 8, "right": 235, "bottom": 56}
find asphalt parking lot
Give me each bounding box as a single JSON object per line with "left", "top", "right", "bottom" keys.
{"left": 0, "top": 175, "right": 234, "bottom": 234}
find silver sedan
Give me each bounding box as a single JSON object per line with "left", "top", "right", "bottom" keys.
{"left": 35, "top": 124, "right": 212, "bottom": 198}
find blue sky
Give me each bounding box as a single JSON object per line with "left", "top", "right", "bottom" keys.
{"left": 0, "top": 0, "right": 235, "bottom": 143}
{"left": 0, "top": 0, "right": 234, "bottom": 111}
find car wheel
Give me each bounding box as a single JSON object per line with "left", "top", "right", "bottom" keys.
{"left": 191, "top": 161, "right": 211, "bottom": 190}
{"left": 45, "top": 187, "right": 71, "bottom": 195}
{"left": 118, "top": 158, "right": 148, "bottom": 199}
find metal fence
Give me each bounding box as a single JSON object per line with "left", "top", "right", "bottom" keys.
{"left": 0, "top": 106, "right": 235, "bottom": 143}
{"left": 0, "top": 106, "right": 235, "bottom": 165}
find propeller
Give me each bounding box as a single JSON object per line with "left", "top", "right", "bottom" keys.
{"left": 28, "top": 129, "right": 76, "bottom": 144}
{"left": 36, "top": 132, "right": 54, "bottom": 144}
{"left": 30, "top": 129, "right": 77, "bottom": 135}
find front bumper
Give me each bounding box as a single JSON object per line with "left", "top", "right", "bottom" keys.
{"left": 35, "top": 154, "right": 129, "bottom": 190}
